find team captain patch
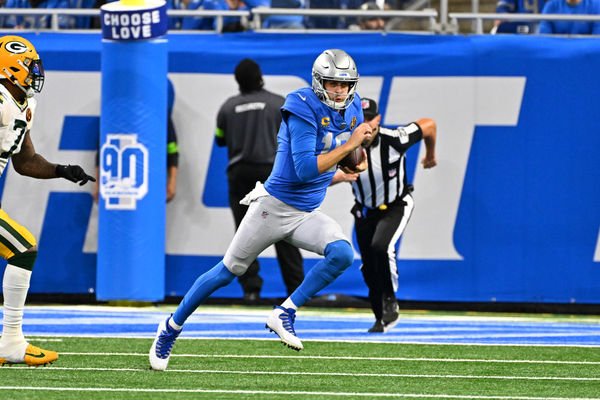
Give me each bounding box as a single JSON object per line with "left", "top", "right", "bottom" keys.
{"left": 26, "top": 108, "right": 31, "bottom": 122}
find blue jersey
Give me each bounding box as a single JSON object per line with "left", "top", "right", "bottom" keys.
{"left": 182, "top": 0, "right": 249, "bottom": 30}
{"left": 496, "top": 0, "right": 546, "bottom": 13}
{"left": 264, "top": 87, "right": 363, "bottom": 212}
{"left": 539, "top": 0, "right": 600, "bottom": 34}
{"left": 495, "top": 0, "right": 548, "bottom": 33}
{"left": 165, "top": 0, "right": 189, "bottom": 30}
{"left": 3, "top": 0, "right": 72, "bottom": 29}
{"left": 263, "top": 0, "right": 305, "bottom": 28}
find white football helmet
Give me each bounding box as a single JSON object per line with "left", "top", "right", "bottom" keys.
{"left": 312, "top": 49, "right": 359, "bottom": 110}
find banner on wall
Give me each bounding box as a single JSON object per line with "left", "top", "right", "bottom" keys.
{"left": 1, "top": 33, "right": 599, "bottom": 303}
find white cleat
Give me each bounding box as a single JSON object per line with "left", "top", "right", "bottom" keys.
{"left": 149, "top": 315, "right": 181, "bottom": 371}
{"left": 383, "top": 315, "right": 400, "bottom": 333}
{"left": 266, "top": 306, "right": 303, "bottom": 351}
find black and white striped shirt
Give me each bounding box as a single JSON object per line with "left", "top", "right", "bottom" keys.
{"left": 351, "top": 122, "right": 423, "bottom": 209}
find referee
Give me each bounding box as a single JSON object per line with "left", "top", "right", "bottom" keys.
{"left": 350, "top": 98, "right": 437, "bottom": 333}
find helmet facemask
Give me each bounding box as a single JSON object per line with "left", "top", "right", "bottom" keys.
{"left": 313, "top": 76, "right": 358, "bottom": 110}
{"left": 23, "top": 57, "right": 44, "bottom": 94}
{"left": 312, "top": 49, "right": 359, "bottom": 110}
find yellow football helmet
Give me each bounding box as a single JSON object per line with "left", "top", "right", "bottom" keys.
{"left": 0, "top": 35, "right": 44, "bottom": 95}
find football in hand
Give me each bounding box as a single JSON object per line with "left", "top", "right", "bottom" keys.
{"left": 338, "top": 146, "right": 365, "bottom": 170}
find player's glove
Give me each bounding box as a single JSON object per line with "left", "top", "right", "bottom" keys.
{"left": 55, "top": 164, "right": 96, "bottom": 186}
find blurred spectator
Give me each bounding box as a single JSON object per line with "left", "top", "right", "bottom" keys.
{"left": 182, "top": 0, "right": 250, "bottom": 31}
{"left": 492, "top": 0, "right": 548, "bottom": 34}
{"left": 166, "top": 0, "right": 194, "bottom": 29}
{"left": 349, "top": 1, "right": 386, "bottom": 30}
{"left": 306, "top": 0, "right": 416, "bottom": 30}
{"left": 538, "top": 0, "right": 600, "bottom": 34}
{"left": 86, "top": 0, "right": 117, "bottom": 29}
{"left": 3, "top": 0, "right": 73, "bottom": 29}
{"left": 382, "top": 0, "right": 433, "bottom": 31}
{"left": 71, "top": 0, "right": 101, "bottom": 29}
{"left": 305, "top": 0, "right": 364, "bottom": 29}
{"left": 0, "top": 0, "right": 7, "bottom": 28}
{"left": 181, "top": 0, "right": 306, "bottom": 30}
{"left": 261, "top": 0, "right": 306, "bottom": 29}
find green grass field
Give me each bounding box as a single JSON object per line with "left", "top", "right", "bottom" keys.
{"left": 2, "top": 334, "right": 600, "bottom": 399}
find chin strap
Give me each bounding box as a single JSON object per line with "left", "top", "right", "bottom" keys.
{"left": 13, "top": 79, "right": 31, "bottom": 97}
{"left": 324, "top": 97, "right": 349, "bottom": 110}
{"left": 321, "top": 89, "right": 352, "bottom": 110}
{"left": 1, "top": 69, "right": 34, "bottom": 98}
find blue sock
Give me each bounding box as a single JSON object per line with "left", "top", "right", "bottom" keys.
{"left": 172, "top": 261, "right": 235, "bottom": 326}
{"left": 290, "top": 240, "right": 354, "bottom": 308}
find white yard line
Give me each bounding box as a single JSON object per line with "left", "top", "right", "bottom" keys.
{"left": 177, "top": 330, "right": 600, "bottom": 340}
{"left": 25, "top": 331, "right": 600, "bottom": 349}
{"left": 59, "top": 352, "right": 600, "bottom": 365}
{"left": 0, "top": 387, "right": 597, "bottom": 399}
{"left": 16, "top": 366, "right": 600, "bottom": 381}
{"left": 23, "top": 334, "right": 600, "bottom": 348}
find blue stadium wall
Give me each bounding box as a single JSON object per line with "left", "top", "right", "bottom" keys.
{"left": 0, "top": 32, "right": 599, "bottom": 304}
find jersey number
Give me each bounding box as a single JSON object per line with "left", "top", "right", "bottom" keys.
{"left": 0, "top": 119, "right": 27, "bottom": 159}
{"left": 320, "top": 131, "right": 351, "bottom": 172}
{"left": 320, "top": 131, "right": 351, "bottom": 154}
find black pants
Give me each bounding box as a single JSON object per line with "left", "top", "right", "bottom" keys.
{"left": 227, "top": 162, "right": 304, "bottom": 296}
{"left": 353, "top": 194, "right": 413, "bottom": 320}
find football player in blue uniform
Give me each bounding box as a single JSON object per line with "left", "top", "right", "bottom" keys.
{"left": 150, "top": 49, "right": 372, "bottom": 370}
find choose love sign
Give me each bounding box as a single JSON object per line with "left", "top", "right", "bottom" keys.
{"left": 101, "top": 0, "right": 167, "bottom": 41}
